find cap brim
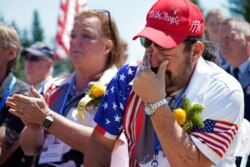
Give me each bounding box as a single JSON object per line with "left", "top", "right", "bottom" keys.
{"left": 22, "top": 48, "right": 45, "bottom": 57}
{"left": 133, "top": 27, "right": 187, "bottom": 49}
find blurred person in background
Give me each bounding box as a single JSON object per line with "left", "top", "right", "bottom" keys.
{"left": 205, "top": 9, "right": 228, "bottom": 69}
{"left": 22, "top": 42, "right": 55, "bottom": 89}
{"left": 121, "top": 38, "right": 129, "bottom": 64}
{"left": 219, "top": 18, "right": 250, "bottom": 166}
{"left": 0, "top": 23, "right": 32, "bottom": 167}
{"left": 219, "top": 18, "right": 250, "bottom": 122}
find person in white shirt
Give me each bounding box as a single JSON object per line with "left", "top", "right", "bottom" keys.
{"left": 84, "top": 1, "right": 244, "bottom": 167}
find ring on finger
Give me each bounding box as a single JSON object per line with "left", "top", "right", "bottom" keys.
{"left": 140, "top": 64, "right": 149, "bottom": 70}
{"left": 19, "top": 108, "right": 24, "bottom": 114}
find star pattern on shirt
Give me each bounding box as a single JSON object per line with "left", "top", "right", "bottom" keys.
{"left": 119, "top": 73, "right": 126, "bottom": 81}
{"left": 110, "top": 85, "right": 115, "bottom": 94}
{"left": 112, "top": 102, "right": 117, "bottom": 110}
{"left": 128, "top": 68, "right": 134, "bottom": 75}
{"left": 95, "top": 64, "right": 138, "bottom": 135}
{"left": 119, "top": 102, "right": 124, "bottom": 110}
{"left": 118, "top": 125, "right": 123, "bottom": 131}
{"left": 105, "top": 89, "right": 109, "bottom": 96}
{"left": 193, "top": 119, "right": 216, "bottom": 133}
{"left": 105, "top": 118, "right": 111, "bottom": 124}
{"left": 102, "top": 102, "right": 108, "bottom": 110}
{"left": 114, "top": 114, "right": 121, "bottom": 122}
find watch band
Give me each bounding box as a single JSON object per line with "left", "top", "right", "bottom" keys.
{"left": 42, "top": 113, "right": 53, "bottom": 130}
{"left": 145, "top": 98, "right": 169, "bottom": 116}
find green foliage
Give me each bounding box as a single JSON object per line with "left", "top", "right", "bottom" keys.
{"left": 32, "top": 10, "right": 44, "bottom": 43}
{"left": 181, "top": 97, "right": 191, "bottom": 111}
{"left": 191, "top": 0, "right": 199, "bottom": 6}
{"left": 180, "top": 97, "right": 205, "bottom": 133}
{"left": 182, "top": 120, "right": 193, "bottom": 133}
{"left": 13, "top": 56, "right": 26, "bottom": 82}
{"left": 9, "top": 10, "right": 73, "bottom": 81}
{"left": 53, "top": 58, "right": 74, "bottom": 77}
{"left": 20, "top": 30, "right": 32, "bottom": 47}
{"left": 188, "top": 103, "right": 204, "bottom": 116}
{"left": 229, "top": 0, "right": 250, "bottom": 23}
{"left": 190, "top": 114, "right": 204, "bottom": 128}
{"left": 190, "top": 0, "right": 202, "bottom": 9}
{"left": 10, "top": 21, "right": 20, "bottom": 35}
{"left": 0, "top": 15, "right": 5, "bottom": 22}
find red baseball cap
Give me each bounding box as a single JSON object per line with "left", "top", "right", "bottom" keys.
{"left": 133, "top": 0, "right": 204, "bottom": 49}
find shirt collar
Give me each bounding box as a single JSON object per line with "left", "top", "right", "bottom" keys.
{"left": 230, "top": 58, "right": 250, "bottom": 77}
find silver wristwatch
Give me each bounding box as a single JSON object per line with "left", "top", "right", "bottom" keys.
{"left": 145, "top": 98, "right": 169, "bottom": 116}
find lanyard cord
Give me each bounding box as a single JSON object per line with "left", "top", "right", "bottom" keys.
{"left": 0, "top": 77, "right": 16, "bottom": 111}
{"left": 152, "top": 85, "right": 188, "bottom": 166}
{"left": 58, "top": 77, "right": 75, "bottom": 115}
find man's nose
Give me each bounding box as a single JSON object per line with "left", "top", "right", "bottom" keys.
{"left": 144, "top": 43, "right": 166, "bottom": 67}
{"left": 150, "top": 54, "right": 164, "bottom": 68}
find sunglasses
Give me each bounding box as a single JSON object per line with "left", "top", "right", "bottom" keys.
{"left": 24, "top": 55, "right": 43, "bottom": 62}
{"left": 94, "top": 9, "right": 114, "bottom": 39}
{"left": 140, "top": 37, "right": 200, "bottom": 53}
{"left": 140, "top": 37, "right": 167, "bottom": 53}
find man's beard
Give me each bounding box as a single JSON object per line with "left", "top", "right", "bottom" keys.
{"left": 151, "top": 55, "right": 193, "bottom": 90}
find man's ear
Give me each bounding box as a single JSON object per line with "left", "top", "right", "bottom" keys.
{"left": 246, "top": 35, "right": 250, "bottom": 41}
{"left": 7, "top": 48, "right": 17, "bottom": 61}
{"left": 47, "top": 59, "right": 54, "bottom": 68}
{"left": 191, "top": 41, "right": 204, "bottom": 63}
{"left": 246, "top": 35, "right": 250, "bottom": 56}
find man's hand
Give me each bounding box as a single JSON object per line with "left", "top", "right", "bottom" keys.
{"left": 133, "top": 54, "right": 169, "bottom": 103}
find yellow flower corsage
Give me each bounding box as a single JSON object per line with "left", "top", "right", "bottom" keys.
{"left": 77, "top": 82, "right": 106, "bottom": 120}
{"left": 173, "top": 97, "right": 204, "bottom": 133}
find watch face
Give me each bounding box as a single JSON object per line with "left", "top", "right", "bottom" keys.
{"left": 42, "top": 116, "right": 53, "bottom": 129}
{"left": 145, "top": 106, "right": 152, "bottom": 115}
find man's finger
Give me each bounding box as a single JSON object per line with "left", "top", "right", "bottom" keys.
{"left": 157, "top": 59, "right": 169, "bottom": 80}
{"left": 140, "top": 53, "right": 151, "bottom": 70}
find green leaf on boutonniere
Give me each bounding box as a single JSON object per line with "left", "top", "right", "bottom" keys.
{"left": 173, "top": 97, "right": 205, "bottom": 133}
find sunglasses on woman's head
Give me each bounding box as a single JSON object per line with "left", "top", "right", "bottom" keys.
{"left": 94, "top": 9, "right": 114, "bottom": 39}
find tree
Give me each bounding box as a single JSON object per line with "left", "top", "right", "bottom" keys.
{"left": 9, "top": 10, "right": 73, "bottom": 81}
{"left": 229, "top": 0, "right": 250, "bottom": 23}
{"left": 190, "top": 0, "right": 203, "bottom": 13}
{"left": 20, "top": 29, "right": 32, "bottom": 47}
{"left": 10, "top": 21, "right": 20, "bottom": 35}
{"left": 0, "top": 15, "right": 4, "bottom": 22}
{"left": 191, "top": 0, "right": 199, "bottom": 6}
{"left": 31, "top": 10, "right": 44, "bottom": 42}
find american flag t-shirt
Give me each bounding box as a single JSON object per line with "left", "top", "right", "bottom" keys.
{"left": 191, "top": 119, "right": 238, "bottom": 158}
{"left": 94, "top": 64, "right": 138, "bottom": 139}
{"left": 94, "top": 63, "right": 240, "bottom": 166}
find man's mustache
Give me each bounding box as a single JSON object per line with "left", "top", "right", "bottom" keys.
{"left": 151, "top": 67, "right": 171, "bottom": 77}
{"left": 151, "top": 67, "right": 158, "bottom": 73}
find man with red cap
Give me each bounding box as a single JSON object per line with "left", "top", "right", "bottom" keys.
{"left": 85, "top": 0, "right": 244, "bottom": 166}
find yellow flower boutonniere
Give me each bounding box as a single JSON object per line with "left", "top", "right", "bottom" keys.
{"left": 77, "top": 82, "right": 106, "bottom": 120}
{"left": 173, "top": 97, "right": 204, "bottom": 133}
